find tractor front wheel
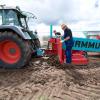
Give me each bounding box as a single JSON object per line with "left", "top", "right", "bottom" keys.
{"left": 0, "top": 32, "right": 31, "bottom": 69}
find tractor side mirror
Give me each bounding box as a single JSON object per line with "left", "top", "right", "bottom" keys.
{"left": 30, "top": 31, "right": 33, "bottom": 34}
{"left": 34, "top": 30, "right": 38, "bottom": 34}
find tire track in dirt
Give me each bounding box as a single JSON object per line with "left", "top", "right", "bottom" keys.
{"left": 68, "top": 86, "right": 100, "bottom": 99}
{"left": 0, "top": 56, "right": 99, "bottom": 100}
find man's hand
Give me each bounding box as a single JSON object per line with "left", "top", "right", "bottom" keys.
{"left": 60, "top": 40, "right": 65, "bottom": 43}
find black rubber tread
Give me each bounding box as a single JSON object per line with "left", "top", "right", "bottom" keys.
{"left": 24, "top": 41, "right": 32, "bottom": 65}
{"left": 0, "top": 31, "right": 31, "bottom": 69}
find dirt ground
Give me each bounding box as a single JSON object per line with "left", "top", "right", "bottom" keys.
{"left": 0, "top": 55, "right": 100, "bottom": 100}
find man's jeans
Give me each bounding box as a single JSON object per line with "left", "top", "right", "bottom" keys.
{"left": 65, "top": 46, "right": 72, "bottom": 63}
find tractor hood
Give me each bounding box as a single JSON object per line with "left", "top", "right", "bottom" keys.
{"left": 0, "top": 25, "right": 32, "bottom": 39}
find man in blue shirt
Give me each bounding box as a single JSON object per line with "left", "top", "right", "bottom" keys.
{"left": 61, "top": 24, "right": 74, "bottom": 64}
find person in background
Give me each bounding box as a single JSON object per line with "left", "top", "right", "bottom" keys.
{"left": 53, "top": 30, "right": 61, "bottom": 38}
{"left": 53, "top": 30, "right": 61, "bottom": 35}
{"left": 61, "top": 24, "right": 74, "bottom": 65}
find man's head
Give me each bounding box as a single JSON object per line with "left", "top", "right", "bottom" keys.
{"left": 53, "top": 30, "right": 56, "bottom": 34}
{"left": 61, "top": 24, "right": 68, "bottom": 30}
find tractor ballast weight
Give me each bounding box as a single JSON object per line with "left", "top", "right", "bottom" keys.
{"left": 0, "top": 5, "right": 41, "bottom": 68}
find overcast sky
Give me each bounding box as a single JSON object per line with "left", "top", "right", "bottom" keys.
{"left": 0, "top": 0, "right": 100, "bottom": 25}
{"left": 0, "top": 0, "right": 100, "bottom": 36}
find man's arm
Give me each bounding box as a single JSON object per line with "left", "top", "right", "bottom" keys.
{"left": 64, "top": 29, "right": 71, "bottom": 41}
{"left": 61, "top": 29, "right": 71, "bottom": 43}
{"left": 60, "top": 36, "right": 70, "bottom": 43}
{"left": 64, "top": 36, "right": 70, "bottom": 41}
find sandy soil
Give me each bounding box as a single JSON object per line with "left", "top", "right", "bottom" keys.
{"left": 0, "top": 55, "right": 100, "bottom": 100}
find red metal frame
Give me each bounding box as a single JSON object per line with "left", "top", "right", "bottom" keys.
{"left": 96, "top": 35, "right": 100, "bottom": 40}
{"left": 46, "top": 38, "right": 88, "bottom": 65}
{"left": 45, "top": 38, "right": 58, "bottom": 55}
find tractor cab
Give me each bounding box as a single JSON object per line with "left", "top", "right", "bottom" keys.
{"left": 0, "top": 5, "right": 41, "bottom": 69}
{"left": 0, "top": 6, "right": 32, "bottom": 30}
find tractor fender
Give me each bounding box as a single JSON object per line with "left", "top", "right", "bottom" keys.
{"left": 0, "top": 25, "right": 31, "bottom": 39}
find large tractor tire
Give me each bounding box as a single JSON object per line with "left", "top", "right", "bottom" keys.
{"left": 0, "top": 31, "right": 31, "bottom": 69}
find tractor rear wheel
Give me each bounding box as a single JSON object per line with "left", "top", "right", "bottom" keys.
{"left": 0, "top": 32, "right": 31, "bottom": 69}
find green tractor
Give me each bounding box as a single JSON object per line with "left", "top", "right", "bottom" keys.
{"left": 0, "top": 5, "right": 41, "bottom": 68}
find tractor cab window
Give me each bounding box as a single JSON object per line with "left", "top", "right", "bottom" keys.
{"left": 3, "top": 10, "right": 19, "bottom": 26}
{"left": 0, "top": 11, "right": 2, "bottom": 25}
{"left": 20, "top": 17, "right": 27, "bottom": 29}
